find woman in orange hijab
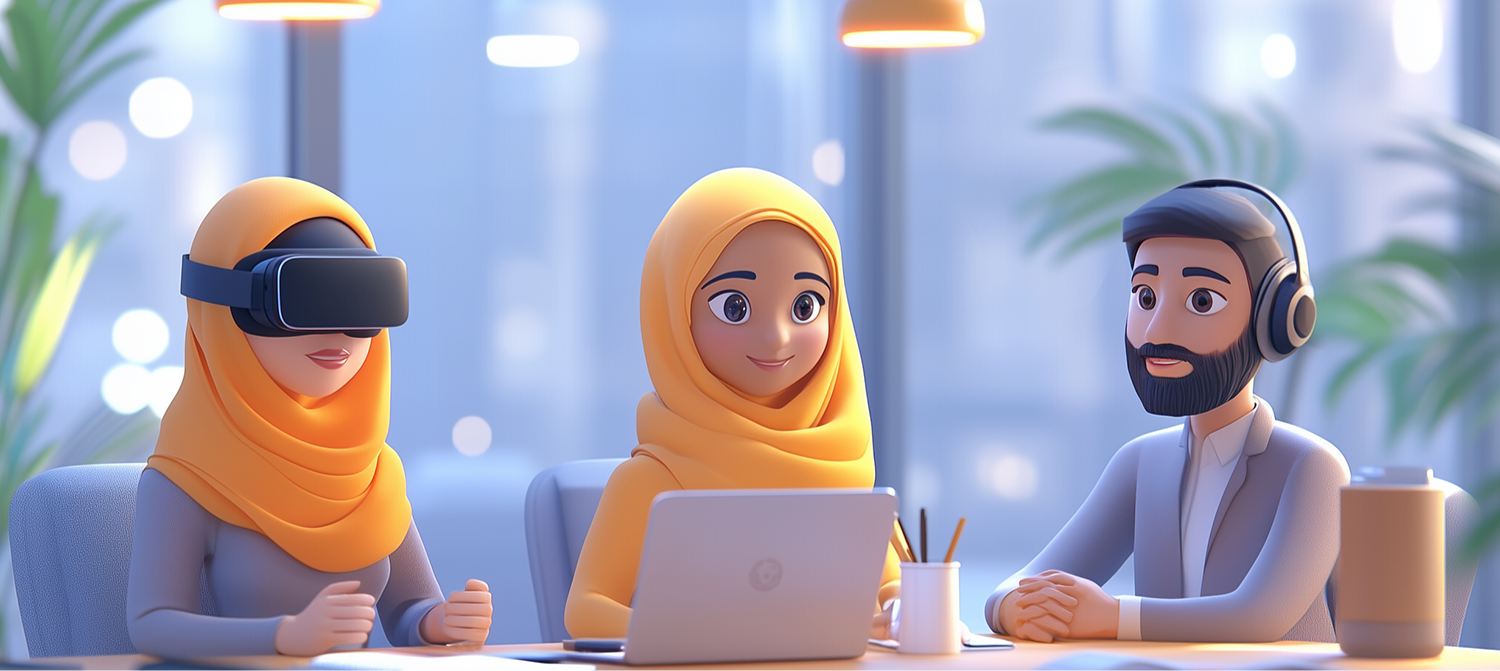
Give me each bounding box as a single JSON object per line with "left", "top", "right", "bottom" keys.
{"left": 563, "top": 168, "right": 901, "bottom": 638}
{"left": 125, "top": 177, "right": 491, "bottom": 658}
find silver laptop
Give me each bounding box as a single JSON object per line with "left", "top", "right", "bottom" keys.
{"left": 621, "top": 488, "right": 897, "bottom": 666}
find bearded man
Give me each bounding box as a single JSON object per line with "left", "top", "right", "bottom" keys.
{"left": 985, "top": 182, "right": 1350, "bottom": 643}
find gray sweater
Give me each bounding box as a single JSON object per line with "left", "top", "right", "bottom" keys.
{"left": 126, "top": 469, "right": 445, "bottom": 658}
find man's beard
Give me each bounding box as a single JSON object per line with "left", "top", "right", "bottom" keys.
{"left": 1125, "top": 327, "right": 1261, "bottom": 417}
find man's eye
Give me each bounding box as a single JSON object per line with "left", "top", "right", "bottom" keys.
{"left": 1133, "top": 285, "right": 1156, "bottom": 311}
{"left": 791, "top": 291, "right": 823, "bottom": 324}
{"left": 1187, "top": 288, "right": 1227, "bottom": 315}
{"left": 708, "top": 290, "right": 750, "bottom": 324}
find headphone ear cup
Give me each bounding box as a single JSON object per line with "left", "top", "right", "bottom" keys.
{"left": 1254, "top": 260, "right": 1296, "bottom": 363}
{"left": 1271, "top": 278, "right": 1315, "bottom": 352}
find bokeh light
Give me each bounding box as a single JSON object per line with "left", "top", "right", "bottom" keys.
{"left": 1261, "top": 34, "right": 1297, "bottom": 79}
{"left": 452, "top": 416, "right": 493, "bottom": 456}
{"left": 101, "top": 363, "right": 151, "bottom": 414}
{"left": 982, "top": 452, "right": 1039, "bottom": 501}
{"left": 1392, "top": 0, "right": 1443, "bottom": 74}
{"left": 129, "top": 77, "right": 194, "bottom": 139}
{"left": 812, "top": 140, "right": 845, "bottom": 187}
{"left": 112, "top": 309, "right": 170, "bottom": 364}
{"left": 148, "top": 366, "right": 184, "bottom": 417}
{"left": 68, "top": 121, "right": 127, "bottom": 180}
{"left": 487, "top": 35, "right": 580, "bottom": 68}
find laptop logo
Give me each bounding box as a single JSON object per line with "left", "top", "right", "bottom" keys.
{"left": 749, "top": 557, "right": 783, "bottom": 591}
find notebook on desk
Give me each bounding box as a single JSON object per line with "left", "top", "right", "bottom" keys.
{"left": 618, "top": 487, "right": 897, "bottom": 666}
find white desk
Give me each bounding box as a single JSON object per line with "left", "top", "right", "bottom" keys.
{"left": 41, "top": 639, "right": 1500, "bottom": 670}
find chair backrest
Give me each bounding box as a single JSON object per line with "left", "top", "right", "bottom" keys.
{"left": 1325, "top": 476, "right": 1479, "bottom": 646}
{"left": 523, "top": 458, "right": 626, "bottom": 643}
{"left": 10, "top": 463, "right": 146, "bottom": 657}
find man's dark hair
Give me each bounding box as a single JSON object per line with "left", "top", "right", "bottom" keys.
{"left": 1122, "top": 187, "right": 1285, "bottom": 290}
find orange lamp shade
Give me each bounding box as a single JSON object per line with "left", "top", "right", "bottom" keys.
{"left": 216, "top": 0, "right": 380, "bottom": 21}
{"left": 840, "top": 0, "right": 985, "bottom": 49}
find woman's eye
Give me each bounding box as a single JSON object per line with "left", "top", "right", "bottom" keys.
{"left": 791, "top": 291, "right": 823, "bottom": 324}
{"left": 1134, "top": 285, "right": 1156, "bottom": 311}
{"left": 1187, "top": 288, "right": 1228, "bottom": 315}
{"left": 708, "top": 290, "right": 751, "bottom": 324}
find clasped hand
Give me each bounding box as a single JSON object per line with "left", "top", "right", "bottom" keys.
{"left": 998, "top": 570, "right": 1119, "bottom": 643}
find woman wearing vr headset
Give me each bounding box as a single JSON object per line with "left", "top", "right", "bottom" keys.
{"left": 563, "top": 168, "right": 902, "bottom": 638}
{"left": 126, "top": 177, "right": 492, "bottom": 658}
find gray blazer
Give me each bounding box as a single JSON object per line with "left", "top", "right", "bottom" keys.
{"left": 985, "top": 398, "right": 1350, "bottom": 642}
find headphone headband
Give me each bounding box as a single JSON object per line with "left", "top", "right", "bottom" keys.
{"left": 1176, "top": 178, "right": 1309, "bottom": 287}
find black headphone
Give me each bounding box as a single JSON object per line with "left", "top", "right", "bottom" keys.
{"left": 1178, "top": 178, "right": 1315, "bottom": 363}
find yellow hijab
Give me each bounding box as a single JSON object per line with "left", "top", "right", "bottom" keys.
{"left": 149, "top": 177, "right": 410, "bottom": 574}
{"left": 633, "top": 168, "right": 873, "bottom": 489}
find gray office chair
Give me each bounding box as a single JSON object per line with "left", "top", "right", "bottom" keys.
{"left": 1325, "top": 476, "right": 1479, "bottom": 647}
{"left": 10, "top": 463, "right": 146, "bottom": 657}
{"left": 523, "top": 458, "right": 627, "bottom": 642}
{"left": 1436, "top": 477, "right": 1480, "bottom": 645}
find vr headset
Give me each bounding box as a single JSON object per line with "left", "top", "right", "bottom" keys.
{"left": 180, "top": 218, "right": 409, "bottom": 338}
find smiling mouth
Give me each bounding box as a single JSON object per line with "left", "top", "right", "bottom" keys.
{"left": 307, "top": 349, "right": 351, "bottom": 370}
{"left": 747, "top": 355, "right": 793, "bottom": 371}
{"left": 1146, "top": 358, "right": 1184, "bottom": 367}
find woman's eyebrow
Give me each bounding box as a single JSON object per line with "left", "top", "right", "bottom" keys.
{"left": 794, "top": 272, "right": 830, "bottom": 288}
{"left": 701, "top": 270, "right": 756, "bottom": 289}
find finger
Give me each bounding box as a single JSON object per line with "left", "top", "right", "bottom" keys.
{"left": 1018, "top": 601, "right": 1073, "bottom": 623}
{"left": 1017, "top": 604, "right": 1071, "bottom": 626}
{"left": 326, "top": 594, "right": 377, "bottom": 607}
{"left": 331, "top": 632, "right": 370, "bottom": 647}
{"left": 317, "top": 580, "right": 363, "bottom": 597}
{"left": 445, "top": 627, "right": 488, "bottom": 643}
{"left": 1023, "top": 613, "right": 1071, "bottom": 638}
{"left": 329, "top": 617, "right": 376, "bottom": 634}
{"left": 465, "top": 579, "right": 490, "bottom": 592}
{"left": 327, "top": 606, "right": 377, "bottom": 621}
{"left": 1019, "top": 586, "right": 1079, "bottom": 608}
{"left": 1035, "top": 571, "right": 1077, "bottom": 586}
{"left": 444, "top": 615, "right": 492, "bottom": 630}
{"left": 1014, "top": 579, "right": 1061, "bottom": 593}
{"left": 447, "top": 591, "right": 492, "bottom": 605}
{"left": 444, "top": 602, "right": 494, "bottom": 618}
{"left": 1015, "top": 621, "right": 1054, "bottom": 643}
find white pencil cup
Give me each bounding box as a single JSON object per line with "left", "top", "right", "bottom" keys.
{"left": 898, "top": 562, "right": 961, "bottom": 654}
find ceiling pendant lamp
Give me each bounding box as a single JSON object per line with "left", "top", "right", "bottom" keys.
{"left": 840, "top": 0, "right": 984, "bottom": 49}
{"left": 216, "top": 0, "right": 380, "bottom": 21}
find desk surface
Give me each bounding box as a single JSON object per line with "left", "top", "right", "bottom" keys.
{"left": 37, "top": 639, "right": 1500, "bottom": 670}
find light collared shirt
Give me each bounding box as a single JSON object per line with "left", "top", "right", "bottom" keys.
{"left": 1117, "top": 402, "right": 1259, "bottom": 640}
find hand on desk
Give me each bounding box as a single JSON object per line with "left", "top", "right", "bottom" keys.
{"left": 420, "top": 579, "right": 494, "bottom": 644}
{"left": 999, "top": 570, "right": 1118, "bottom": 643}
{"left": 274, "top": 580, "right": 376, "bottom": 656}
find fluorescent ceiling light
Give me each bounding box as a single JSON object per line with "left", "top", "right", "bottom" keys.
{"left": 487, "top": 35, "right": 580, "bottom": 68}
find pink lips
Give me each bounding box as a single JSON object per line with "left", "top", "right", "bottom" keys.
{"left": 307, "top": 348, "right": 351, "bottom": 370}
{"left": 747, "top": 355, "right": 793, "bottom": 371}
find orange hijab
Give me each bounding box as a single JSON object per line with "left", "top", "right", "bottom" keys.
{"left": 633, "top": 168, "right": 873, "bottom": 489}
{"left": 148, "top": 177, "right": 410, "bottom": 573}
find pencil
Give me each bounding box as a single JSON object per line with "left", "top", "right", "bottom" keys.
{"left": 890, "top": 526, "right": 913, "bottom": 563}
{"left": 920, "top": 508, "right": 928, "bottom": 563}
{"left": 896, "top": 517, "right": 918, "bottom": 564}
{"left": 943, "top": 517, "right": 967, "bottom": 563}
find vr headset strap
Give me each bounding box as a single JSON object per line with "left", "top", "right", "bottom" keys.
{"left": 180, "top": 255, "right": 254, "bottom": 309}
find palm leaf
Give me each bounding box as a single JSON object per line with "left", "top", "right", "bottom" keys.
{"left": 1039, "top": 107, "right": 1184, "bottom": 170}
{"left": 1026, "top": 100, "right": 1302, "bottom": 262}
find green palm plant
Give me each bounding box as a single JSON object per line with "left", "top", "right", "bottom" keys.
{"left": 1026, "top": 99, "right": 1300, "bottom": 260}
{"left": 0, "top": 0, "right": 169, "bottom": 652}
{"left": 1318, "top": 117, "right": 1500, "bottom": 558}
